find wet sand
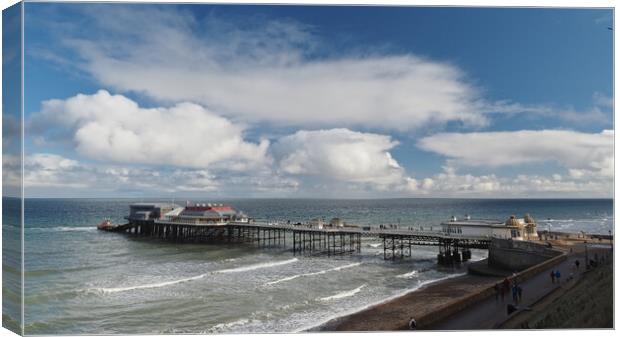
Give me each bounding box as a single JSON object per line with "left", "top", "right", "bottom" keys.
{"left": 317, "top": 273, "right": 500, "bottom": 331}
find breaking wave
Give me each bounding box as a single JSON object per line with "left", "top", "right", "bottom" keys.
{"left": 89, "top": 258, "right": 299, "bottom": 294}
{"left": 89, "top": 273, "right": 209, "bottom": 294}
{"left": 396, "top": 270, "right": 418, "bottom": 278}
{"left": 265, "top": 262, "right": 361, "bottom": 286}
{"left": 217, "top": 258, "right": 298, "bottom": 273}
{"left": 318, "top": 284, "right": 366, "bottom": 302}
{"left": 207, "top": 318, "right": 257, "bottom": 333}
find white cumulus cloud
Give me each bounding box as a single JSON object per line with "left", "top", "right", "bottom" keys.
{"left": 32, "top": 90, "right": 270, "bottom": 170}
{"left": 272, "top": 128, "right": 417, "bottom": 190}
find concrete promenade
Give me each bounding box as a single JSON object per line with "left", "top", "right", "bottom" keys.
{"left": 429, "top": 245, "right": 609, "bottom": 330}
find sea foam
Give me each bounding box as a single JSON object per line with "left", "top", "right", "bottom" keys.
{"left": 92, "top": 273, "right": 209, "bottom": 294}
{"left": 318, "top": 284, "right": 366, "bottom": 302}
{"left": 265, "top": 262, "right": 361, "bottom": 286}
{"left": 396, "top": 270, "right": 418, "bottom": 278}
{"left": 217, "top": 258, "right": 298, "bottom": 273}
{"left": 90, "top": 258, "right": 299, "bottom": 294}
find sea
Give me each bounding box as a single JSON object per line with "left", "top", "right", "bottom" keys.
{"left": 2, "top": 198, "right": 614, "bottom": 334}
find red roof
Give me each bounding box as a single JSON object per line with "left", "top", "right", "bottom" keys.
{"left": 185, "top": 205, "right": 234, "bottom": 212}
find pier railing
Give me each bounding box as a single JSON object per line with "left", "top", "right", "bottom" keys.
{"left": 112, "top": 220, "right": 491, "bottom": 265}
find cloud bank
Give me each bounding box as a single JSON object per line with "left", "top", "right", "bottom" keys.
{"left": 43, "top": 5, "right": 494, "bottom": 131}
{"left": 25, "top": 90, "right": 613, "bottom": 197}
{"left": 418, "top": 129, "right": 614, "bottom": 179}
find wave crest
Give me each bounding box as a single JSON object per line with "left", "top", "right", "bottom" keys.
{"left": 318, "top": 284, "right": 366, "bottom": 302}
{"left": 87, "top": 258, "right": 299, "bottom": 294}
{"left": 88, "top": 273, "right": 209, "bottom": 294}
{"left": 266, "top": 262, "right": 361, "bottom": 286}
{"left": 396, "top": 270, "right": 418, "bottom": 278}
{"left": 217, "top": 258, "right": 298, "bottom": 274}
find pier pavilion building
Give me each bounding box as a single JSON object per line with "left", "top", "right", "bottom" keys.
{"left": 126, "top": 202, "right": 249, "bottom": 226}
{"left": 156, "top": 203, "right": 249, "bottom": 225}
{"left": 441, "top": 214, "right": 538, "bottom": 240}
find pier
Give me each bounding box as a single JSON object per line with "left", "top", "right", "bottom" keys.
{"left": 108, "top": 220, "right": 490, "bottom": 265}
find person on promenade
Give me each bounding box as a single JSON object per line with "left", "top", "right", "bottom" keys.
{"left": 502, "top": 277, "right": 511, "bottom": 300}
{"left": 409, "top": 317, "right": 417, "bottom": 330}
{"left": 500, "top": 281, "right": 507, "bottom": 301}
{"left": 595, "top": 253, "right": 600, "bottom": 267}
{"left": 550, "top": 270, "right": 556, "bottom": 283}
{"left": 555, "top": 270, "right": 561, "bottom": 283}
{"left": 575, "top": 260, "right": 580, "bottom": 270}
{"left": 517, "top": 285, "right": 523, "bottom": 302}
{"left": 494, "top": 283, "right": 501, "bottom": 301}
{"left": 512, "top": 283, "right": 518, "bottom": 304}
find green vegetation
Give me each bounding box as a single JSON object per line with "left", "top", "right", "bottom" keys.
{"left": 530, "top": 258, "right": 613, "bottom": 329}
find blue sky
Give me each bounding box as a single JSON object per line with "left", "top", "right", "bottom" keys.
{"left": 12, "top": 3, "right": 614, "bottom": 198}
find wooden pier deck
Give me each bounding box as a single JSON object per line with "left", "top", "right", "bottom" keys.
{"left": 109, "top": 220, "right": 491, "bottom": 264}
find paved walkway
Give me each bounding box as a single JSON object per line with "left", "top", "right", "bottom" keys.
{"left": 430, "top": 245, "right": 609, "bottom": 330}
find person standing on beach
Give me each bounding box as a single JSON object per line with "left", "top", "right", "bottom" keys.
{"left": 550, "top": 270, "right": 556, "bottom": 283}
{"left": 409, "top": 317, "right": 417, "bottom": 330}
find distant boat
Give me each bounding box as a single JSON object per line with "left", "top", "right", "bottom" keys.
{"left": 97, "top": 219, "right": 118, "bottom": 231}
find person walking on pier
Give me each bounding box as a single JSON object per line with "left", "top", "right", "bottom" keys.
{"left": 554, "top": 270, "right": 561, "bottom": 284}
{"left": 550, "top": 270, "right": 556, "bottom": 283}
{"left": 511, "top": 283, "right": 519, "bottom": 304}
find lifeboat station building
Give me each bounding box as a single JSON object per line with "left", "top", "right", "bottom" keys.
{"left": 441, "top": 214, "right": 538, "bottom": 240}
{"left": 126, "top": 202, "right": 248, "bottom": 226}
{"left": 125, "top": 203, "right": 179, "bottom": 223}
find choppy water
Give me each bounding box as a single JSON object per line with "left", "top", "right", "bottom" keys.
{"left": 3, "top": 198, "right": 613, "bottom": 334}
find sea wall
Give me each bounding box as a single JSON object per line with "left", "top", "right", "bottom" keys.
{"left": 418, "top": 251, "right": 567, "bottom": 329}
{"left": 488, "top": 238, "right": 562, "bottom": 271}
{"left": 538, "top": 230, "right": 612, "bottom": 241}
